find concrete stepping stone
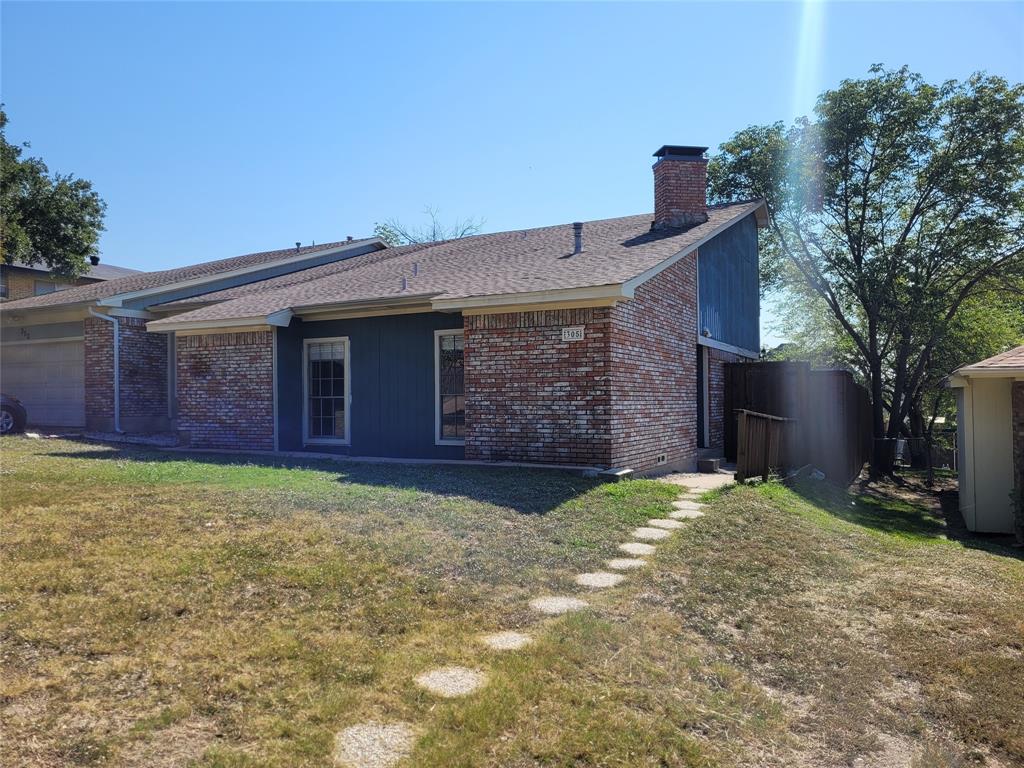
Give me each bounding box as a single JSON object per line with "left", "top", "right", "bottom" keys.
{"left": 647, "top": 518, "right": 684, "bottom": 530}
{"left": 632, "top": 526, "right": 671, "bottom": 541}
{"left": 414, "top": 666, "right": 486, "bottom": 698}
{"left": 619, "top": 542, "right": 656, "bottom": 556}
{"left": 575, "top": 571, "right": 625, "bottom": 588}
{"left": 605, "top": 557, "right": 646, "bottom": 570}
{"left": 673, "top": 500, "right": 704, "bottom": 510}
{"left": 333, "top": 721, "right": 416, "bottom": 768}
{"left": 480, "top": 630, "right": 532, "bottom": 651}
{"left": 529, "top": 596, "right": 589, "bottom": 615}
{"left": 670, "top": 508, "right": 705, "bottom": 520}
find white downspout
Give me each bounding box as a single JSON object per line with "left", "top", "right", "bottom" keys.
{"left": 88, "top": 308, "right": 121, "bottom": 433}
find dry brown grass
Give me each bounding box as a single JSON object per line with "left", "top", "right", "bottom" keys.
{"left": 1, "top": 438, "right": 1020, "bottom": 767}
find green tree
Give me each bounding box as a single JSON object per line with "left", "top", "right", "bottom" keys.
{"left": 373, "top": 206, "right": 482, "bottom": 246}
{"left": 709, "top": 66, "right": 1024, "bottom": 476}
{"left": 0, "top": 108, "right": 106, "bottom": 277}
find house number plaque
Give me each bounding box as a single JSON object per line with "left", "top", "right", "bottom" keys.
{"left": 561, "top": 326, "right": 585, "bottom": 342}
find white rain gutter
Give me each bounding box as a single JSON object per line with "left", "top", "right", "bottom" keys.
{"left": 88, "top": 307, "right": 121, "bottom": 432}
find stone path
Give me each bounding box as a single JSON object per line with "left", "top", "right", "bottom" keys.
{"left": 414, "top": 667, "right": 487, "bottom": 698}
{"left": 333, "top": 477, "right": 720, "bottom": 767}
{"left": 575, "top": 571, "right": 626, "bottom": 588}
{"left": 333, "top": 722, "right": 416, "bottom": 768}
{"left": 481, "top": 630, "right": 532, "bottom": 651}
{"left": 530, "top": 595, "right": 590, "bottom": 615}
{"left": 632, "top": 526, "right": 672, "bottom": 541}
{"left": 605, "top": 557, "right": 646, "bottom": 570}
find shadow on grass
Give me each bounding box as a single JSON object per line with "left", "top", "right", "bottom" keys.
{"left": 41, "top": 441, "right": 600, "bottom": 516}
{"left": 781, "top": 475, "right": 1024, "bottom": 560}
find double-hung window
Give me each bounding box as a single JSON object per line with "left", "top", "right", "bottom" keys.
{"left": 435, "top": 329, "right": 465, "bottom": 445}
{"left": 303, "top": 338, "right": 350, "bottom": 444}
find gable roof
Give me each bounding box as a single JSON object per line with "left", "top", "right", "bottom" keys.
{"left": 0, "top": 238, "right": 379, "bottom": 312}
{"left": 7, "top": 259, "right": 142, "bottom": 281}
{"left": 148, "top": 201, "right": 764, "bottom": 332}
{"left": 956, "top": 344, "right": 1024, "bottom": 376}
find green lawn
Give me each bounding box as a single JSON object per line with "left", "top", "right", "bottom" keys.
{"left": 1, "top": 438, "right": 1021, "bottom": 767}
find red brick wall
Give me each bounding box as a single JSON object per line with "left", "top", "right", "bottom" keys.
{"left": 653, "top": 157, "right": 708, "bottom": 228}
{"left": 609, "top": 256, "right": 698, "bottom": 470}
{"left": 707, "top": 346, "right": 747, "bottom": 450}
{"left": 84, "top": 316, "right": 114, "bottom": 428}
{"left": 176, "top": 330, "right": 274, "bottom": 450}
{"left": 83, "top": 316, "right": 168, "bottom": 431}
{"left": 1013, "top": 382, "right": 1024, "bottom": 487}
{"left": 118, "top": 317, "right": 168, "bottom": 421}
{"left": 463, "top": 309, "right": 613, "bottom": 465}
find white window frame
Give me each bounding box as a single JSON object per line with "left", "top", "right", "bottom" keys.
{"left": 434, "top": 328, "right": 465, "bottom": 446}
{"left": 302, "top": 336, "right": 351, "bottom": 445}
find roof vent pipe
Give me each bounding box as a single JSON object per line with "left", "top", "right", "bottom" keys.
{"left": 573, "top": 222, "right": 583, "bottom": 254}
{"left": 401, "top": 276, "right": 408, "bottom": 291}
{"left": 90, "top": 255, "right": 100, "bottom": 266}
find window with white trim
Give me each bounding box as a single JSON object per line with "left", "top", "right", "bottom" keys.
{"left": 304, "top": 338, "right": 349, "bottom": 442}
{"left": 435, "top": 330, "right": 465, "bottom": 443}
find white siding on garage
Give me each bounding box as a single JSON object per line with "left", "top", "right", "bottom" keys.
{"left": 0, "top": 339, "right": 86, "bottom": 427}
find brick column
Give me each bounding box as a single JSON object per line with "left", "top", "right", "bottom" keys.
{"left": 464, "top": 309, "right": 613, "bottom": 465}
{"left": 84, "top": 316, "right": 115, "bottom": 430}
{"left": 176, "top": 330, "right": 275, "bottom": 450}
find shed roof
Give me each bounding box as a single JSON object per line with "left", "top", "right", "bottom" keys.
{"left": 956, "top": 344, "right": 1024, "bottom": 376}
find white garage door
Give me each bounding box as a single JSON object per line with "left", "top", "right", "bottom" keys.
{"left": 0, "top": 340, "right": 86, "bottom": 427}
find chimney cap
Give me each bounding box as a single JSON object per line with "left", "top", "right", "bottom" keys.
{"left": 653, "top": 145, "right": 708, "bottom": 159}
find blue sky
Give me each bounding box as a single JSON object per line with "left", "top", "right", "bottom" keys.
{"left": 3, "top": 2, "right": 1022, "bottom": 343}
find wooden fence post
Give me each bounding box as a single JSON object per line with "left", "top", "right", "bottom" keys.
{"left": 736, "top": 410, "right": 748, "bottom": 482}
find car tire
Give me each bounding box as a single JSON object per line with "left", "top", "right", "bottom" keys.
{"left": 1, "top": 405, "right": 25, "bottom": 435}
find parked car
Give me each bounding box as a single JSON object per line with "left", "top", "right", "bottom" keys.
{"left": 1, "top": 394, "right": 28, "bottom": 435}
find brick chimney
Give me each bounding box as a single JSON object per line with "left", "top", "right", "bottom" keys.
{"left": 652, "top": 145, "right": 708, "bottom": 229}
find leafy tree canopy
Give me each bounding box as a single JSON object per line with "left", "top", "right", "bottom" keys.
{"left": 709, "top": 65, "right": 1024, "bottom": 474}
{"left": 0, "top": 108, "right": 107, "bottom": 278}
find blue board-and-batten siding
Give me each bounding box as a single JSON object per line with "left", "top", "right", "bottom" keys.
{"left": 275, "top": 312, "right": 465, "bottom": 459}
{"left": 697, "top": 213, "right": 759, "bottom": 353}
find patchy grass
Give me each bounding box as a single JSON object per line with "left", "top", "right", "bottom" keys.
{"left": 1, "top": 438, "right": 1021, "bottom": 767}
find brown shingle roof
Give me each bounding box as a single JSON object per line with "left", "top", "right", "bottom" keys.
{"left": 0, "top": 239, "right": 376, "bottom": 311}
{"left": 148, "top": 201, "right": 763, "bottom": 330}
{"left": 9, "top": 259, "right": 141, "bottom": 280}
{"left": 957, "top": 344, "right": 1024, "bottom": 374}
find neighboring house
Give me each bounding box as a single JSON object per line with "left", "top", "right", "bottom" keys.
{"left": 0, "top": 258, "right": 139, "bottom": 301}
{"left": 0, "top": 145, "right": 764, "bottom": 471}
{"left": 949, "top": 345, "right": 1024, "bottom": 534}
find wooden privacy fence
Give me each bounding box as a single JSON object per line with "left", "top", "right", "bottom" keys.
{"left": 725, "top": 362, "right": 872, "bottom": 485}
{"left": 735, "top": 410, "right": 798, "bottom": 482}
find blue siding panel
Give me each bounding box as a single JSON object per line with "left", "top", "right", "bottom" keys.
{"left": 697, "top": 213, "right": 760, "bottom": 353}
{"left": 276, "top": 312, "right": 464, "bottom": 459}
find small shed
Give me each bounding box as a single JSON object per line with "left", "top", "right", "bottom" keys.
{"left": 948, "top": 345, "right": 1024, "bottom": 533}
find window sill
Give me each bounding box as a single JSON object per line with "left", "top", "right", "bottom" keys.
{"left": 435, "top": 439, "right": 466, "bottom": 447}
{"left": 304, "top": 439, "right": 351, "bottom": 447}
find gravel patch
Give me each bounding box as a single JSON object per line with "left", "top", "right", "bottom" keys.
{"left": 414, "top": 666, "right": 487, "bottom": 698}
{"left": 575, "top": 571, "right": 626, "bottom": 588}
{"left": 670, "top": 509, "right": 705, "bottom": 520}
{"left": 530, "top": 596, "right": 589, "bottom": 615}
{"left": 619, "top": 541, "right": 657, "bottom": 556}
{"left": 481, "top": 631, "right": 532, "bottom": 651}
{"left": 333, "top": 722, "right": 416, "bottom": 768}
{"left": 605, "top": 557, "right": 646, "bottom": 570}
{"left": 647, "top": 518, "right": 684, "bottom": 530}
{"left": 632, "top": 526, "right": 671, "bottom": 541}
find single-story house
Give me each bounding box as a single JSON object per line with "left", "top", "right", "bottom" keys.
{"left": 0, "top": 145, "right": 765, "bottom": 471}
{"left": 1, "top": 257, "right": 139, "bottom": 301}
{"left": 949, "top": 345, "right": 1024, "bottom": 534}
